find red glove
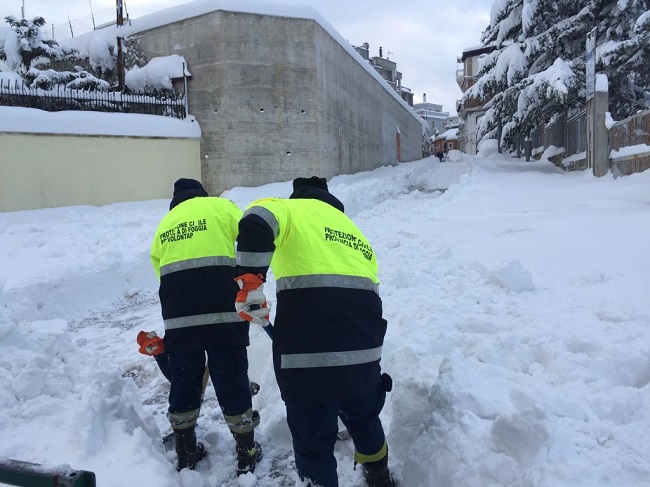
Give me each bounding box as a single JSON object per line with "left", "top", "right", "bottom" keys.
{"left": 234, "top": 273, "right": 271, "bottom": 326}
{"left": 137, "top": 330, "right": 165, "bottom": 356}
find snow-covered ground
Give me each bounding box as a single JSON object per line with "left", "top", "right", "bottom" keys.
{"left": 1, "top": 151, "right": 649, "bottom": 487}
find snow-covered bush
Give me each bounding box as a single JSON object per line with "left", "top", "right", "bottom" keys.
{"left": 124, "top": 55, "right": 190, "bottom": 93}
{"left": 24, "top": 68, "right": 110, "bottom": 91}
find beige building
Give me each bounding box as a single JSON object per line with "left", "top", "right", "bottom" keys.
{"left": 456, "top": 45, "right": 497, "bottom": 155}
{"left": 0, "top": 108, "right": 201, "bottom": 212}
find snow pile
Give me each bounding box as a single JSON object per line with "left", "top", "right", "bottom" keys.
{"left": 1, "top": 153, "right": 649, "bottom": 486}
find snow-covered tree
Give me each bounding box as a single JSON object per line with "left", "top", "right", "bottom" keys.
{"left": 598, "top": 1, "right": 650, "bottom": 118}
{"left": 461, "top": 0, "right": 650, "bottom": 149}
{"left": 0, "top": 16, "right": 75, "bottom": 73}
{"left": 0, "top": 16, "right": 112, "bottom": 92}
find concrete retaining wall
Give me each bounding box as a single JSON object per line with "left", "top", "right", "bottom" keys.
{"left": 130, "top": 10, "right": 424, "bottom": 195}
{"left": 314, "top": 25, "right": 423, "bottom": 173}
{"left": 0, "top": 133, "right": 200, "bottom": 212}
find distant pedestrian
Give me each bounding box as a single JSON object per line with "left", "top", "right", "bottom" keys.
{"left": 436, "top": 150, "right": 444, "bottom": 162}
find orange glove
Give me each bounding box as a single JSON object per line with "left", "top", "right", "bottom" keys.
{"left": 234, "top": 273, "right": 271, "bottom": 326}
{"left": 137, "top": 330, "right": 165, "bottom": 356}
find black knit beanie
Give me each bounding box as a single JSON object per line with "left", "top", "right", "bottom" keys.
{"left": 292, "top": 176, "right": 329, "bottom": 193}
{"left": 169, "top": 178, "right": 208, "bottom": 209}
{"left": 289, "top": 176, "right": 344, "bottom": 212}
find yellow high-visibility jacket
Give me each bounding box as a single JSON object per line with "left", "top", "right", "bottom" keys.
{"left": 151, "top": 195, "right": 248, "bottom": 352}
{"left": 237, "top": 195, "right": 387, "bottom": 403}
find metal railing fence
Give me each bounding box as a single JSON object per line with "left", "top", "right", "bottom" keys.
{"left": 0, "top": 80, "right": 186, "bottom": 119}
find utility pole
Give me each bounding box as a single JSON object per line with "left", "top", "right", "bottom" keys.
{"left": 89, "top": 0, "right": 96, "bottom": 30}
{"left": 21, "top": 0, "right": 24, "bottom": 18}
{"left": 116, "top": 0, "right": 125, "bottom": 91}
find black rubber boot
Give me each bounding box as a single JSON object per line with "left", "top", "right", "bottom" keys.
{"left": 233, "top": 431, "right": 263, "bottom": 476}
{"left": 363, "top": 454, "right": 395, "bottom": 487}
{"left": 174, "top": 427, "right": 207, "bottom": 471}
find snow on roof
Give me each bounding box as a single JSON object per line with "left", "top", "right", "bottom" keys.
{"left": 461, "top": 44, "right": 485, "bottom": 53}
{"left": 0, "top": 106, "right": 201, "bottom": 138}
{"left": 60, "top": 0, "right": 420, "bottom": 121}
{"left": 435, "top": 128, "right": 459, "bottom": 140}
{"left": 460, "top": 44, "right": 498, "bottom": 61}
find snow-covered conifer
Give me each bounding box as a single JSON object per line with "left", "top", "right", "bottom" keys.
{"left": 598, "top": 2, "right": 650, "bottom": 118}
{"left": 461, "top": 0, "right": 650, "bottom": 149}
{"left": 0, "top": 16, "right": 75, "bottom": 74}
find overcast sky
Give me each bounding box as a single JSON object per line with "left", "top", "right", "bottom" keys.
{"left": 6, "top": 0, "right": 491, "bottom": 114}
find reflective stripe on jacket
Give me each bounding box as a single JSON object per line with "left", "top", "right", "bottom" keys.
{"left": 151, "top": 196, "right": 248, "bottom": 351}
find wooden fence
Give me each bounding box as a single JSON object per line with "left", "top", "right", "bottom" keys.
{"left": 531, "top": 107, "right": 650, "bottom": 176}
{"left": 609, "top": 108, "right": 650, "bottom": 176}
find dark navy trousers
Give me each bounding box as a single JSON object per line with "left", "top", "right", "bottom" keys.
{"left": 167, "top": 346, "right": 252, "bottom": 417}
{"left": 285, "top": 382, "right": 387, "bottom": 487}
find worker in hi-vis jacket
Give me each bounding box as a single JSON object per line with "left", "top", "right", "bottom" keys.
{"left": 149, "top": 178, "right": 262, "bottom": 476}
{"left": 234, "top": 176, "right": 394, "bottom": 487}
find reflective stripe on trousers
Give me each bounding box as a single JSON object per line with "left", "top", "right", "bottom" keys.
{"left": 164, "top": 312, "right": 244, "bottom": 330}
{"left": 281, "top": 346, "right": 382, "bottom": 369}
{"left": 167, "top": 408, "right": 200, "bottom": 430}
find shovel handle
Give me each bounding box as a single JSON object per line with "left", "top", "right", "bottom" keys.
{"left": 250, "top": 304, "right": 274, "bottom": 340}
